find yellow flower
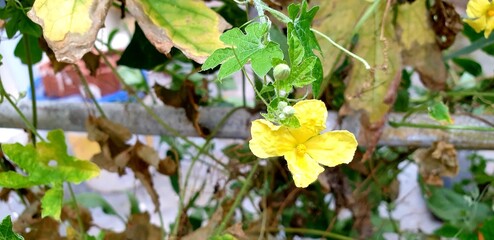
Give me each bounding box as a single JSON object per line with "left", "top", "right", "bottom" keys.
{"left": 249, "top": 100, "right": 358, "bottom": 188}
{"left": 464, "top": 0, "right": 494, "bottom": 38}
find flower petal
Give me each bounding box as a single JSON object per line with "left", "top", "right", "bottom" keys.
{"left": 284, "top": 150, "right": 324, "bottom": 188}
{"left": 465, "top": 17, "right": 487, "bottom": 33}
{"left": 249, "top": 119, "right": 297, "bottom": 158}
{"left": 466, "top": 0, "right": 491, "bottom": 18}
{"left": 305, "top": 130, "right": 358, "bottom": 167}
{"left": 485, "top": 15, "right": 494, "bottom": 38}
{"left": 289, "top": 100, "right": 328, "bottom": 143}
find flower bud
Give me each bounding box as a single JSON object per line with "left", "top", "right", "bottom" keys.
{"left": 273, "top": 64, "right": 291, "bottom": 81}
{"left": 282, "top": 106, "right": 295, "bottom": 116}
{"left": 277, "top": 101, "right": 288, "bottom": 110}
{"left": 278, "top": 113, "right": 286, "bottom": 120}
{"left": 279, "top": 90, "right": 287, "bottom": 97}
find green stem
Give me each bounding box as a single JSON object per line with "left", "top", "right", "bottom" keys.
{"left": 212, "top": 160, "right": 259, "bottom": 236}
{"left": 259, "top": 227, "right": 354, "bottom": 240}
{"left": 353, "top": 0, "right": 382, "bottom": 35}
{"left": 171, "top": 107, "right": 243, "bottom": 237}
{"left": 95, "top": 47, "right": 227, "bottom": 169}
{"left": 389, "top": 121, "right": 494, "bottom": 132}
{"left": 311, "top": 28, "right": 371, "bottom": 70}
{"left": 445, "top": 91, "right": 494, "bottom": 97}
{"left": 23, "top": 36, "right": 37, "bottom": 145}
{"left": 255, "top": 0, "right": 291, "bottom": 24}
{"left": 67, "top": 183, "right": 87, "bottom": 239}
{"left": 73, "top": 64, "right": 107, "bottom": 118}
{"left": 0, "top": 80, "right": 46, "bottom": 142}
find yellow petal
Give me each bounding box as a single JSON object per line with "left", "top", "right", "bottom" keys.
{"left": 485, "top": 16, "right": 494, "bottom": 37}
{"left": 290, "top": 100, "right": 328, "bottom": 142}
{"left": 284, "top": 151, "right": 324, "bottom": 188}
{"left": 466, "top": 0, "right": 491, "bottom": 18}
{"left": 305, "top": 130, "right": 358, "bottom": 167}
{"left": 249, "top": 119, "right": 297, "bottom": 158}
{"left": 465, "top": 17, "right": 487, "bottom": 33}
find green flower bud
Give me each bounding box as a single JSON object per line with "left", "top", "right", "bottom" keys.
{"left": 273, "top": 64, "right": 291, "bottom": 81}
{"left": 277, "top": 101, "right": 288, "bottom": 110}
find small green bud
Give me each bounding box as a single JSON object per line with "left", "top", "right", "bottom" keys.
{"left": 273, "top": 64, "right": 291, "bottom": 81}
{"left": 277, "top": 101, "right": 288, "bottom": 110}
{"left": 282, "top": 106, "right": 295, "bottom": 116}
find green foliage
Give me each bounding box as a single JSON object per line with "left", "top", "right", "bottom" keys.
{"left": 424, "top": 184, "right": 492, "bottom": 236}
{"left": 0, "top": 216, "right": 23, "bottom": 240}
{"left": 286, "top": 0, "right": 323, "bottom": 96}
{"left": 14, "top": 35, "right": 42, "bottom": 65}
{"left": 117, "top": 23, "right": 168, "bottom": 70}
{"left": 0, "top": 0, "right": 41, "bottom": 38}
{"left": 0, "top": 129, "right": 100, "bottom": 219}
{"left": 202, "top": 22, "right": 284, "bottom": 81}
{"left": 428, "top": 100, "right": 453, "bottom": 124}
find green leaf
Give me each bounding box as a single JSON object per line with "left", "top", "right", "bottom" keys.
{"left": 127, "top": 192, "right": 141, "bottom": 215}
{"left": 202, "top": 22, "right": 284, "bottom": 81}
{"left": 452, "top": 58, "right": 483, "bottom": 77}
{"left": 117, "top": 22, "right": 168, "bottom": 70}
{"left": 41, "top": 183, "right": 63, "bottom": 220}
{"left": 480, "top": 217, "right": 494, "bottom": 239}
{"left": 126, "top": 0, "right": 230, "bottom": 63}
{"left": 0, "top": 1, "right": 41, "bottom": 38}
{"left": 434, "top": 224, "right": 462, "bottom": 237}
{"left": 424, "top": 185, "right": 491, "bottom": 231}
{"left": 461, "top": 23, "right": 494, "bottom": 56}
{"left": 0, "top": 129, "right": 100, "bottom": 186}
{"left": 0, "top": 216, "right": 24, "bottom": 240}
{"left": 71, "top": 193, "right": 120, "bottom": 217}
{"left": 0, "top": 171, "right": 39, "bottom": 188}
{"left": 14, "top": 35, "right": 42, "bottom": 65}
{"left": 286, "top": 0, "right": 323, "bottom": 96}
{"left": 428, "top": 101, "right": 453, "bottom": 124}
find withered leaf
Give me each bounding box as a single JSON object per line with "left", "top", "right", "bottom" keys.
{"left": 81, "top": 51, "right": 101, "bottom": 76}
{"left": 182, "top": 207, "right": 224, "bottom": 240}
{"left": 27, "top": 0, "right": 112, "bottom": 63}
{"left": 154, "top": 80, "right": 210, "bottom": 137}
{"left": 103, "top": 213, "right": 162, "bottom": 240}
{"left": 430, "top": 0, "right": 463, "bottom": 50}
{"left": 413, "top": 141, "right": 458, "bottom": 186}
{"left": 397, "top": 0, "right": 447, "bottom": 90}
{"left": 61, "top": 205, "right": 92, "bottom": 232}
{"left": 14, "top": 201, "right": 63, "bottom": 240}
{"left": 86, "top": 116, "right": 177, "bottom": 211}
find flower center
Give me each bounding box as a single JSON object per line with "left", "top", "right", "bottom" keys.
{"left": 296, "top": 144, "right": 307, "bottom": 156}
{"left": 488, "top": 9, "right": 494, "bottom": 17}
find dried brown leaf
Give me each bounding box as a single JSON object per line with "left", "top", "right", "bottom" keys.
{"left": 154, "top": 80, "right": 210, "bottom": 137}
{"left": 104, "top": 213, "right": 162, "bottom": 240}
{"left": 413, "top": 141, "right": 458, "bottom": 186}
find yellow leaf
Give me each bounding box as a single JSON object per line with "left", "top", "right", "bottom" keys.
{"left": 126, "top": 0, "right": 231, "bottom": 63}
{"left": 312, "top": 0, "right": 370, "bottom": 79}
{"left": 27, "top": 0, "right": 112, "bottom": 63}
{"left": 396, "top": 0, "right": 436, "bottom": 50}
{"left": 344, "top": 1, "right": 402, "bottom": 124}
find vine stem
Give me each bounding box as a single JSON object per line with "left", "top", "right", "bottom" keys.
{"left": 73, "top": 64, "right": 107, "bottom": 118}
{"left": 67, "top": 183, "right": 87, "bottom": 239}
{"left": 389, "top": 121, "right": 494, "bottom": 132}
{"left": 212, "top": 160, "right": 259, "bottom": 237}
{"left": 171, "top": 107, "right": 243, "bottom": 238}
{"left": 311, "top": 28, "right": 371, "bottom": 70}
{"left": 23, "top": 36, "right": 37, "bottom": 145}
{"left": 0, "top": 79, "right": 45, "bottom": 142}
{"left": 94, "top": 47, "right": 227, "bottom": 169}
{"left": 251, "top": 227, "right": 354, "bottom": 240}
